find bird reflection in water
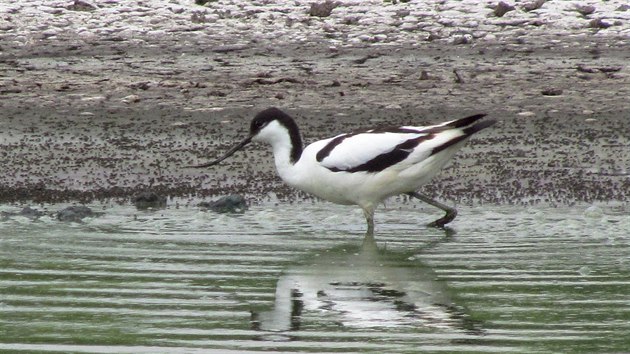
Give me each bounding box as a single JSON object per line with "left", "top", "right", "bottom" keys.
{"left": 250, "top": 232, "right": 483, "bottom": 338}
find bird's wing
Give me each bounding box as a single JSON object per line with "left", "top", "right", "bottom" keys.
{"left": 315, "top": 128, "right": 431, "bottom": 173}
{"left": 315, "top": 114, "right": 493, "bottom": 174}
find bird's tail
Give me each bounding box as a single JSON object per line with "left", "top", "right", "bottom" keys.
{"left": 428, "top": 114, "right": 496, "bottom": 156}
{"left": 443, "top": 113, "right": 496, "bottom": 136}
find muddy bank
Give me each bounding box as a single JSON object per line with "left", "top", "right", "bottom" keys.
{"left": 0, "top": 1, "right": 629, "bottom": 206}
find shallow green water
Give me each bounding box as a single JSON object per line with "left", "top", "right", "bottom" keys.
{"left": 1, "top": 202, "right": 628, "bottom": 353}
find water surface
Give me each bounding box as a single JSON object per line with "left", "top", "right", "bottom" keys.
{"left": 1, "top": 202, "right": 628, "bottom": 353}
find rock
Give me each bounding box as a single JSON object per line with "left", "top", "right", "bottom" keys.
{"left": 342, "top": 15, "right": 360, "bottom": 25}
{"left": 494, "top": 1, "right": 515, "bottom": 17}
{"left": 451, "top": 34, "right": 473, "bottom": 45}
{"left": 588, "top": 18, "right": 613, "bottom": 29}
{"left": 576, "top": 64, "right": 597, "bottom": 73}
{"left": 541, "top": 88, "right": 563, "bottom": 96}
{"left": 121, "top": 94, "right": 141, "bottom": 103}
{"left": 394, "top": 9, "right": 411, "bottom": 18}
{"left": 212, "top": 44, "right": 249, "bottom": 53}
{"left": 309, "top": 1, "right": 339, "bottom": 18}
{"left": 373, "top": 34, "right": 388, "bottom": 42}
{"left": 522, "top": 0, "right": 546, "bottom": 12}
{"left": 67, "top": 0, "right": 98, "bottom": 12}
{"left": 200, "top": 194, "right": 248, "bottom": 213}
{"left": 133, "top": 191, "right": 167, "bottom": 210}
{"left": 80, "top": 96, "right": 107, "bottom": 102}
{"left": 584, "top": 205, "right": 603, "bottom": 218}
{"left": 191, "top": 12, "right": 207, "bottom": 23}
{"left": 41, "top": 6, "right": 64, "bottom": 15}
{"left": 400, "top": 22, "right": 418, "bottom": 31}
{"left": 195, "top": 0, "right": 217, "bottom": 5}
{"left": 598, "top": 66, "right": 622, "bottom": 73}
{"left": 353, "top": 54, "right": 379, "bottom": 64}
{"left": 575, "top": 5, "right": 596, "bottom": 16}
{"left": 57, "top": 206, "right": 97, "bottom": 222}
{"left": 19, "top": 206, "right": 45, "bottom": 219}
{"left": 1, "top": 206, "right": 45, "bottom": 220}
{"left": 453, "top": 69, "right": 464, "bottom": 83}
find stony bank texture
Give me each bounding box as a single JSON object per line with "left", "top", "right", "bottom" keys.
{"left": 0, "top": 0, "right": 629, "bottom": 206}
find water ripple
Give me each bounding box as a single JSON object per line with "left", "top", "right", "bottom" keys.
{"left": 1, "top": 203, "right": 628, "bottom": 353}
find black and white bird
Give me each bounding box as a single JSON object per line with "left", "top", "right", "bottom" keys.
{"left": 192, "top": 107, "right": 495, "bottom": 238}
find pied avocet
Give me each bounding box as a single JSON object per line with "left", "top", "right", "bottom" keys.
{"left": 191, "top": 107, "right": 495, "bottom": 239}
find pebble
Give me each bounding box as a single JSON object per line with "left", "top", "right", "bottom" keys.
{"left": 3, "top": 0, "right": 628, "bottom": 51}
{"left": 522, "top": 0, "right": 546, "bottom": 12}
{"left": 200, "top": 194, "right": 248, "bottom": 213}
{"left": 133, "top": 191, "right": 167, "bottom": 210}
{"left": 57, "top": 206, "right": 97, "bottom": 222}
{"left": 81, "top": 96, "right": 107, "bottom": 102}
{"left": 122, "top": 94, "right": 141, "bottom": 103}
{"left": 1, "top": 207, "right": 45, "bottom": 220}
{"left": 575, "top": 5, "right": 596, "bottom": 16}
{"left": 541, "top": 88, "right": 563, "bottom": 96}
{"left": 451, "top": 34, "right": 473, "bottom": 45}
{"left": 494, "top": 1, "right": 516, "bottom": 17}
{"left": 40, "top": 6, "right": 64, "bottom": 15}
{"left": 584, "top": 205, "right": 603, "bottom": 218}
{"left": 373, "top": 34, "right": 388, "bottom": 42}
{"left": 399, "top": 22, "right": 418, "bottom": 31}
{"left": 589, "top": 18, "right": 613, "bottom": 29}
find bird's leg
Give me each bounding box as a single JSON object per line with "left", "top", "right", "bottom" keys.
{"left": 365, "top": 211, "right": 374, "bottom": 236}
{"left": 408, "top": 192, "right": 457, "bottom": 228}
{"left": 361, "top": 208, "right": 377, "bottom": 249}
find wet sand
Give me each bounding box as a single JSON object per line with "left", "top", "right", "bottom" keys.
{"left": 1, "top": 2, "right": 629, "bottom": 206}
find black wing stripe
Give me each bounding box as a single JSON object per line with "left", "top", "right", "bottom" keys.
{"left": 327, "top": 134, "right": 434, "bottom": 173}
{"left": 367, "top": 127, "right": 423, "bottom": 134}
{"left": 431, "top": 119, "right": 496, "bottom": 156}
{"left": 444, "top": 114, "right": 487, "bottom": 129}
{"left": 463, "top": 119, "right": 496, "bottom": 135}
{"left": 316, "top": 126, "right": 424, "bottom": 162}
{"left": 320, "top": 115, "right": 495, "bottom": 172}
{"left": 430, "top": 135, "right": 469, "bottom": 156}
{"left": 316, "top": 133, "right": 356, "bottom": 162}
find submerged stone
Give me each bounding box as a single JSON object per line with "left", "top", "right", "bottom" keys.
{"left": 200, "top": 194, "right": 248, "bottom": 213}
{"left": 133, "top": 191, "right": 167, "bottom": 210}
{"left": 57, "top": 206, "right": 96, "bottom": 222}
{"left": 1, "top": 206, "right": 46, "bottom": 220}
{"left": 19, "top": 206, "right": 45, "bottom": 219}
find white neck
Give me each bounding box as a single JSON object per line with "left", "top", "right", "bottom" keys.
{"left": 253, "top": 121, "right": 300, "bottom": 185}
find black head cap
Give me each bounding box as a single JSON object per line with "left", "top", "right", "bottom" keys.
{"left": 250, "top": 107, "right": 294, "bottom": 135}
{"left": 250, "top": 107, "right": 303, "bottom": 163}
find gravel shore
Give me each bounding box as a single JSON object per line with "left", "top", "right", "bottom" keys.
{"left": 1, "top": 0, "right": 628, "bottom": 206}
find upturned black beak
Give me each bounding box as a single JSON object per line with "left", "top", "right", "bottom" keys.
{"left": 188, "top": 135, "right": 253, "bottom": 168}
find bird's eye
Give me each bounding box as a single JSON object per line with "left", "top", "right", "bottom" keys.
{"left": 251, "top": 119, "right": 268, "bottom": 134}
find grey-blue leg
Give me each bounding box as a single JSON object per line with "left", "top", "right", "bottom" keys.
{"left": 408, "top": 192, "right": 457, "bottom": 228}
